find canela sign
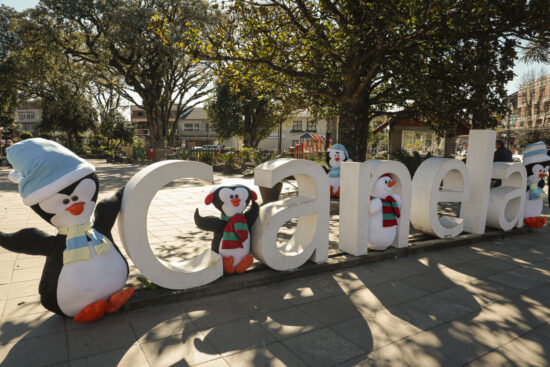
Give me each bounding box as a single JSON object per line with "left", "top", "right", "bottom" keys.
{"left": 118, "top": 130, "right": 530, "bottom": 290}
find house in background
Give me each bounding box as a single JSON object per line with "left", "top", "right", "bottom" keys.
{"left": 257, "top": 110, "right": 327, "bottom": 151}
{"left": 130, "top": 105, "right": 239, "bottom": 148}
{"left": 373, "top": 117, "right": 466, "bottom": 157}
{"left": 15, "top": 102, "right": 42, "bottom": 135}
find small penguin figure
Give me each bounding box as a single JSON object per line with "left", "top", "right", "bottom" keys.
{"left": 522, "top": 141, "right": 550, "bottom": 228}
{"left": 0, "top": 139, "right": 134, "bottom": 322}
{"left": 194, "top": 185, "right": 259, "bottom": 274}
{"left": 325, "top": 144, "right": 352, "bottom": 197}
{"left": 368, "top": 173, "right": 401, "bottom": 250}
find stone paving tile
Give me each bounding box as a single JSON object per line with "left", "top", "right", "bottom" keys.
{"left": 127, "top": 303, "right": 195, "bottom": 343}
{"left": 66, "top": 314, "right": 136, "bottom": 360}
{"left": 140, "top": 330, "right": 220, "bottom": 366}
{"left": 6, "top": 279, "right": 40, "bottom": 299}
{"left": 332, "top": 309, "right": 423, "bottom": 352}
{"left": 2, "top": 295, "right": 48, "bottom": 319}
{"left": 199, "top": 318, "right": 276, "bottom": 357}
{"left": 185, "top": 293, "right": 249, "bottom": 331}
{"left": 69, "top": 344, "right": 149, "bottom": 367}
{"left": 400, "top": 269, "right": 459, "bottom": 293}
{"left": 10, "top": 267, "right": 43, "bottom": 283}
{"left": 366, "top": 335, "right": 463, "bottom": 367}
{"left": 0, "top": 261, "right": 15, "bottom": 284}
{"left": 0, "top": 312, "right": 64, "bottom": 345}
{"left": 487, "top": 269, "right": 544, "bottom": 290}
{"left": 296, "top": 294, "right": 363, "bottom": 327}
{"left": 233, "top": 287, "right": 294, "bottom": 317}
{"left": 223, "top": 342, "right": 307, "bottom": 367}
{"left": 464, "top": 349, "right": 517, "bottom": 367}
{"left": 14, "top": 257, "right": 45, "bottom": 269}
{"left": 257, "top": 306, "right": 322, "bottom": 340}
{"left": 282, "top": 328, "right": 365, "bottom": 367}
{"left": 0, "top": 332, "right": 67, "bottom": 367}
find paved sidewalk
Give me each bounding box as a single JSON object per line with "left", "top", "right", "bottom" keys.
{"left": 0, "top": 160, "right": 549, "bottom": 366}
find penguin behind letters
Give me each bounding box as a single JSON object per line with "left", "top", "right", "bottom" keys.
{"left": 523, "top": 141, "right": 550, "bottom": 228}
{"left": 0, "top": 138, "right": 134, "bottom": 322}
{"left": 326, "top": 144, "right": 351, "bottom": 197}
{"left": 194, "top": 185, "right": 259, "bottom": 274}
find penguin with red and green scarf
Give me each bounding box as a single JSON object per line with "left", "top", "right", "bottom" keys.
{"left": 194, "top": 185, "right": 259, "bottom": 274}
{"left": 368, "top": 173, "right": 401, "bottom": 250}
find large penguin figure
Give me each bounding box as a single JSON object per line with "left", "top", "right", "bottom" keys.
{"left": 194, "top": 185, "right": 259, "bottom": 274}
{"left": 522, "top": 141, "right": 550, "bottom": 228}
{"left": 325, "top": 144, "right": 352, "bottom": 198}
{"left": 0, "top": 139, "right": 133, "bottom": 322}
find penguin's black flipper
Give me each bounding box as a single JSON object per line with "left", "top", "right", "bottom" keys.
{"left": 538, "top": 179, "right": 545, "bottom": 190}
{"left": 194, "top": 209, "right": 224, "bottom": 232}
{"left": 94, "top": 188, "right": 124, "bottom": 236}
{"left": 244, "top": 201, "right": 260, "bottom": 227}
{"left": 0, "top": 228, "right": 57, "bottom": 256}
{"left": 322, "top": 165, "right": 330, "bottom": 174}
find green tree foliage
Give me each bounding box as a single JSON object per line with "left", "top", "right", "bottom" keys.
{"left": 207, "top": 81, "right": 277, "bottom": 147}
{"left": 98, "top": 110, "right": 135, "bottom": 149}
{"left": 184, "top": 0, "right": 549, "bottom": 161}
{"left": 0, "top": 5, "right": 21, "bottom": 129}
{"left": 39, "top": 0, "right": 216, "bottom": 147}
{"left": 40, "top": 85, "right": 98, "bottom": 151}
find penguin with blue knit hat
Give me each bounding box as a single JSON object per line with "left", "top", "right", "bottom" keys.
{"left": 0, "top": 138, "right": 134, "bottom": 322}
{"left": 522, "top": 141, "right": 550, "bottom": 228}
{"left": 325, "top": 143, "right": 352, "bottom": 197}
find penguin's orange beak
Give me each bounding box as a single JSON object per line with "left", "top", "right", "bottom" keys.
{"left": 66, "top": 202, "right": 85, "bottom": 216}
{"left": 335, "top": 157, "right": 340, "bottom": 162}
{"left": 388, "top": 181, "right": 396, "bottom": 188}
{"left": 539, "top": 173, "right": 546, "bottom": 178}
{"left": 231, "top": 198, "right": 241, "bottom": 207}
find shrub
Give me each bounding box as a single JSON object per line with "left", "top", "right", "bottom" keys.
{"left": 19, "top": 131, "right": 33, "bottom": 140}
{"left": 390, "top": 149, "right": 431, "bottom": 177}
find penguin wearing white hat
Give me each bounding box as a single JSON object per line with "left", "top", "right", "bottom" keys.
{"left": 325, "top": 144, "right": 352, "bottom": 198}
{"left": 0, "top": 138, "right": 134, "bottom": 322}
{"left": 522, "top": 141, "right": 550, "bottom": 228}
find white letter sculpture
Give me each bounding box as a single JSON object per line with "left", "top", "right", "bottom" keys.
{"left": 252, "top": 159, "right": 329, "bottom": 271}
{"left": 411, "top": 158, "right": 471, "bottom": 238}
{"left": 339, "top": 160, "right": 412, "bottom": 256}
{"left": 118, "top": 160, "right": 222, "bottom": 289}
{"left": 486, "top": 162, "right": 527, "bottom": 231}
{"left": 459, "top": 130, "right": 496, "bottom": 234}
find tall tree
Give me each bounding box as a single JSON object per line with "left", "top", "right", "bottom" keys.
{"left": 39, "top": 0, "right": 216, "bottom": 147}
{"left": 207, "top": 81, "right": 277, "bottom": 147}
{"left": 0, "top": 5, "right": 21, "bottom": 130}
{"left": 179, "top": 0, "right": 550, "bottom": 160}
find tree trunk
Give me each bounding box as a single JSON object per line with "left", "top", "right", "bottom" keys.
{"left": 338, "top": 106, "right": 369, "bottom": 161}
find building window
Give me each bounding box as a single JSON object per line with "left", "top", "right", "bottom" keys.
{"left": 18, "top": 112, "right": 35, "bottom": 120}
{"left": 292, "top": 140, "right": 300, "bottom": 147}
{"left": 401, "top": 130, "right": 438, "bottom": 155}
{"left": 183, "top": 123, "right": 201, "bottom": 132}
{"left": 292, "top": 121, "right": 302, "bottom": 132}
{"left": 306, "top": 121, "right": 316, "bottom": 132}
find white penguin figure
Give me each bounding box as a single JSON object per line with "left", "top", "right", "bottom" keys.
{"left": 368, "top": 174, "right": 401, "bottom": 250}
{"left": 326, "top": 144, "right": 352, "bottom": 197}
{"left": 523, "top": 141, "right": 550, "bottom": 228}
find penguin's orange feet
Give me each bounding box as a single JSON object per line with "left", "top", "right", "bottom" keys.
{"left": 236, "top": 254, "right": 254, "bottom": 274}
{"left": 524, "top": 217, "right": 546, "bottom": 228}
{"left": 223, "top": 256, "right": 236, "bottom": 274}
{"left": 74, "top": 300, "right": 107, "bottom": 323}
{"left": 106, "top": 287, "right": 135, "bottom": 313}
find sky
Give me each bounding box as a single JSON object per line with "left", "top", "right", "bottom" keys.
{"left": 1, "top": 0, "right": 548, "bottom": 96}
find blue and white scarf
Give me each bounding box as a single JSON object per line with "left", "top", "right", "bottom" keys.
{"left": 328, "top": 166, "right": 340, "bottom": 178}
{"left": 58, "top": 221, "right": 112, "bottom": 264}
{"left": 528, "top": 182, "right": 547, "bottom": 200}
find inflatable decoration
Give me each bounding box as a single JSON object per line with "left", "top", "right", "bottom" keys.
{"left": 523, "top": 141, "right": 550, "bottom": 228}
{"left": 194, "top": 185, "right": 259, "bottom": 274}
{"left": 0, "top": 138, "right": 133, "bottom": 322}
{"left": 368, "top": 174, "right": 401, "bottom": 250}
{"left": 325, "top": 144, "right": 351, "bottom": 197}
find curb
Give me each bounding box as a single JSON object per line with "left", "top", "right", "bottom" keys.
{"left": 124, "top": 225, "right": 545, "bottom": 312}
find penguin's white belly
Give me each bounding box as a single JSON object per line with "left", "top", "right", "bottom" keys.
{"left": 368, "top": 212, "right": 397, "bottom": 250}
{"left": 524, "top": 192, "right": 543, "bottom": 218}
{"left": 219, "top": 236, "right": 250, "bottom": 267}
{"left": 57, "top": 243, "right": 127, "bottom": 317}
